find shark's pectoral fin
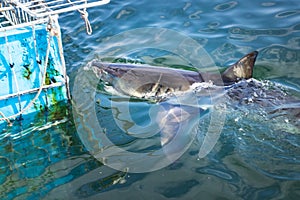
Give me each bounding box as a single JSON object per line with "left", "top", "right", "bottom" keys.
{"left": 221, "top": 51, "right": 258, "bottom": 85}
{"left": 157, "top": 104, "right": 201, "bottom": 159}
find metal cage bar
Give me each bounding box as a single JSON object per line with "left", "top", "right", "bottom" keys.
{"left": 2, "top": 0, "right": 110, "bottom": 18}
{"left": 0, "top": 0, "right": 110, "bottom": 31}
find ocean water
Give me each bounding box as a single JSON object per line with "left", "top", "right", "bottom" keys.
{"left": 1, "top": 0, "right": 300, "bottom": 199}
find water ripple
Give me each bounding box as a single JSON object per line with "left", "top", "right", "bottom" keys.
{"left": 195, "top": 167, "right": 234, "bottom": 181}
{"left": 261, "top": 2, "right": 276, "bottom": 7}
{"left": 214, "top": 1, "right": 238, "bottom": 11}
{"left": 275, "top": 10, "right": 300, "bottom": 18}
{"left": 115, "top": 7, "right": 136, "bottom": 20}
{"left": 155, "top": 179, "right": 200, "bottom": 198}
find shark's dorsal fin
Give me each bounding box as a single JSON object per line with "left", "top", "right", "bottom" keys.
{"left": 221, "top": 51, "right": 258, "bottom": 85}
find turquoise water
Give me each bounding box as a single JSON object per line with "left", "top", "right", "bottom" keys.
{"left": 1, "top": 0, "right": 300, "bottom": 199}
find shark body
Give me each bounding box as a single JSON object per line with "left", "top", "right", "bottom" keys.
{"left": 91, "top": 51, "right": 258, "bottom": 100}
{"left": 90, "top": 51, "right": 259, "bottom": 158}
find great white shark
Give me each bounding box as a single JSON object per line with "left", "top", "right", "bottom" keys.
{"left": 89, "top": 51, "right": 259, "bottom": 158}
{"left": 92, "top": 51, "right": 258, "bottom": 100}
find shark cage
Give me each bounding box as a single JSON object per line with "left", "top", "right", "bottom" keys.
{"left": 0, "top": 0, "right": 110, "bottom": 135}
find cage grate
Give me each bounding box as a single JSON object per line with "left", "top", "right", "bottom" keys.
{"left": 0, "top": 0, "right": 110, "bottom": 30}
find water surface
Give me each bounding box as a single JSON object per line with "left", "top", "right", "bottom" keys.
{"left": 1, "top": 0, "right": 300, "bottom": 199}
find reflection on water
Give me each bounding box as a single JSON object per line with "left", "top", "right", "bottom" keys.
{"left": 1, "top": 0, "right": 300, "bottom": 199}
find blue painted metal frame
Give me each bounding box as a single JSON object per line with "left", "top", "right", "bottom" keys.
{"left": 0, "top": 23, "right": 68, "bottom": 129}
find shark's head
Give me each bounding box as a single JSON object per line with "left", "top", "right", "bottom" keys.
{"left": 91, "top": 62, "right": 202, "bottom": 100}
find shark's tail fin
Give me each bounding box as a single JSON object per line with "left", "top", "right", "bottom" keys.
{"left": 221, "top": 51, "right": 258, "bottom": 85}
